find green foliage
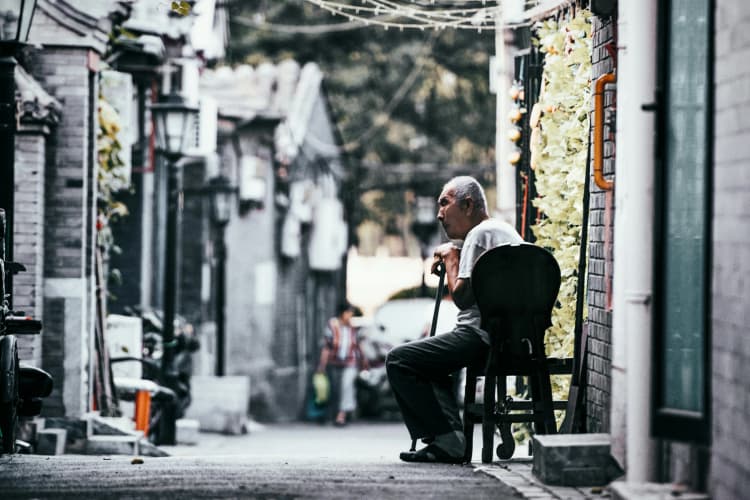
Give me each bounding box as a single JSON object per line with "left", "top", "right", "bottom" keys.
{"left": 96, "top": 90, "right": 129, "bottom": 254}
{"left": 227, "top": 1, "right": 496, "bottom": 168}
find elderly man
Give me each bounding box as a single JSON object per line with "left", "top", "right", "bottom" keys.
{"left": 386, "top": 175, "right": 523, "bottom": 463}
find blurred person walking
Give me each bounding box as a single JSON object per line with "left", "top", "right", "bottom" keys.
{"left": 316, "top": 302, "right": 368, "bottom": 426}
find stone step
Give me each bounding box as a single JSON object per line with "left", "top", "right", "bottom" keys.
{"left": 184, "top": 376, "right": 250, "bottom": 435}
{"left": 35, "top": 428, "right": 67, "bottom": 455}
{"left": 610, "top": 481, "right": 709, "bottom": 500}
{"left": 43, "top": 416, "right": 90, "bottom": 453}
{"left": 532, "top": 433, "right": 624, "bottom": 487}
{"left": 86, "top": 413, "right": 141, "bottom": 438}
{"left": 84, "top": 435, "right": 140, "bottom": 456}
{"left": 176, "top": 418, "right": 200, "bottom": 445}
{"left": 139, "top": 438, "right": 170, "bottom": 457}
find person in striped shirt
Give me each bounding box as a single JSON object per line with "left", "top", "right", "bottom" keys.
{"left": 316, "top": 302, "right": 368, "bottom": 426}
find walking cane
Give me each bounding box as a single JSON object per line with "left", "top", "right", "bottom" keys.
{"left": 410, "top": 261, "right": 446, "bottom": 452}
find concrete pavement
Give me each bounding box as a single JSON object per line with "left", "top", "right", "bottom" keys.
{"left": 159, "top": 420, "right": 608, "bottom": 500}
{"left": 0, "top": 420, "right": 610, "bottom": 499}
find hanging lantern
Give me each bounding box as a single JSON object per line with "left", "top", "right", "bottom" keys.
{"left": 508, "top": 107, "right": 522, "bottom": 124}
{"left": 0, "top": 0, "right": 38, "bottom": 44}
{"left": 508, "top": 150, "right": 521, "bottom": 165}
{"left": 508, "top": 128, "right": 521, "bottom": 143}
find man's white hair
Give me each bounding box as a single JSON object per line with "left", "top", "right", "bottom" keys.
{"left": 446, "top": 176, "right": 488, "bottom": 215}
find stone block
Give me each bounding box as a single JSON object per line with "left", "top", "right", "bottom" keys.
{"left": 184, "top": 375, "right": 250, "bottom": 435}
{"left": 84, "top": 435, "right": 139, "bottom": 456}
{"left": 176, "top": 418, "right": 200, "bottom": 445}
{"left": 532, "top": 433, "right": 623, "bottom": 487}
{"left": 138, "top": 439, "right": 170, "bottom": 457}
{"left": 36, "top": 428, "right": 67, "bottom": 455}
{"left": 17, "top": 417, "right": 44, "bottom": 444}
{"left": 610, "top": 481, "right": 709, "bottom": 500}
{"left": 44, "top": 416, "right": 90, "bottom": 453}
{"left": 86, "top": 413, "right": 138, "bottom": 438}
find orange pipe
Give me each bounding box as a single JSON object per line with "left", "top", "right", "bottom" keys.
{"left": 594, "top": 72, "right": 616, "bottom": 191}
{"left": 134, "top": 390, "right": 151, "bottom": 436}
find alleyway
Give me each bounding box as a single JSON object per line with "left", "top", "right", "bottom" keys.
{"left": 0, "top": 421, "right": 601, "bottom": 499}
{"left": 0, "top": 421, "right": 524, "bottom": 499}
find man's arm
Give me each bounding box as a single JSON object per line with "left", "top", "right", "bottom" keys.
{"left": 432, "top": 243, "right": 476, "bottom": 310}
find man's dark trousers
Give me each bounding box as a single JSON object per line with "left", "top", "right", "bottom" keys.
{"left": 386, "top": 326, "right": 488, "bottom": 440}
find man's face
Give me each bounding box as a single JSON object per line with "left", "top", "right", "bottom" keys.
{"left": 437, "top": 185, "right": 471, "bottom": 240}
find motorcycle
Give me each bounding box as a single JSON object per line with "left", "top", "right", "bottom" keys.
{"left": 0, "top": 209, "right": 53, "bottom": 454}
{"left": 355, "top": 330, "right": 400, "bottom": 419}
{"left": 111, "top": 307, "right": 199, "bottom": 444}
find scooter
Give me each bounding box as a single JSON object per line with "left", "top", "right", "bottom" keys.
{"left": 110, "top": 307, "right": 199, "bottom": 444}
{"left": 0, "top": 209, "right": 54, "bottom": 454}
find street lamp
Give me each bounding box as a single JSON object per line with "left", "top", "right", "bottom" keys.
{"left": 205, "top": 175, "right": 236, "bottom": 377}
{"left": 0, "top": 0, "right": 37, "bottom": 305}
{"left": 411, "top": 195, "right": 437, "bottom": 297}
{"left": 149, "top": 92, "right": 198, "bottom": 444}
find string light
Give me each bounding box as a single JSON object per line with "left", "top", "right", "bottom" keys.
{"left": 303, "top": 0, "right": 503, "bottom": 31}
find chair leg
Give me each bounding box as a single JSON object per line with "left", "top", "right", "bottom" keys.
{"left": 481, "top": 373, "right": 496, "bottom": 463}
{"left": 528, "top": 371, "right": 545, "bottom": 434}
{"left": 538, "top": 366, "right": 556, "bottom": 434}
{"left": 495, "top": 374, "right": 515, "bottom": 460}
{"left": 463, "top": 368, "right": 477, "bottom": 463}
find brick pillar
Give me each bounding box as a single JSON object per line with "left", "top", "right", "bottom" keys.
{"left": 31, "top": 47, "right": 99, "bottom": 418}
{"left": 13, "top": 125, "right": 50, "bottom": 366}
{"left": 585, "top": 15, "right": 617, "bottom": 435}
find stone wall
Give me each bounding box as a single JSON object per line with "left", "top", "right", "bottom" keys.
{"left": 30, "top": 47, "right": 98, "bottom": 418}
{"left": 13, "top": 130, "right": 49, "bottom": 366}
{"left": 710, "top": 1, "right": 750, "bottom": 498}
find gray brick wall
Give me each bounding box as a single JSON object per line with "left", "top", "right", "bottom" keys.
{"left": 13, "top": 130, "right": 48, "bottom": 366}
{"left": 31, "top": 48, "right": 92, "bottom": 279}
{"left": 30, "top": 46, "right": 98, "bottom": 418}
{"left": 710, "top": 1, "right": 750, "bottom": 498}
{"left": 585, "top": 15, "right": 616, "bottom": 434}
{"left": 41, "top": 297, "right": 65, "bottom": 416}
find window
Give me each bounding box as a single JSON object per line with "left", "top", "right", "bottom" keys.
{"left": 652, "top": 0, "right": 713, "bottom": 443}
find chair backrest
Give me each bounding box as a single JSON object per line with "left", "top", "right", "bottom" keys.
{"left": 471, "top": 243, "right": 561, "bottom": 360}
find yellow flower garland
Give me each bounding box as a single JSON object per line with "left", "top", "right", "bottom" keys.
{"left": 525, "top": 9, "right": 592, "bottom": 434}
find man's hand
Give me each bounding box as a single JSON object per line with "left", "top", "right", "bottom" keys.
{"left": 431, "top": 243, "right": 459, "bottom": 275}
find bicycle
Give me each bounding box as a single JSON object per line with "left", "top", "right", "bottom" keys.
{"left": 0, "top": 209, "right": 53, "bottom": 454}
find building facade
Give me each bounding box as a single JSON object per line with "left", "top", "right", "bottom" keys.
{"left": 501, "top": 0, "right": 747, "bottom": 497}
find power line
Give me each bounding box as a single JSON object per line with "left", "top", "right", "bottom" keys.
{"left": 232, "top": 14, "right": 398, "bottom": 34}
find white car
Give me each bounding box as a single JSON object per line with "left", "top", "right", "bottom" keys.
{"left": 356, "top": 297, "right": 460, "bottom": 418}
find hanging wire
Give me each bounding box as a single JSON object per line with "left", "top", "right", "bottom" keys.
{"left": 339, "top": 30, "right": 440, "bottom": 152}
{"left": 302, "top": 0, "right": 503, "bottom": 31}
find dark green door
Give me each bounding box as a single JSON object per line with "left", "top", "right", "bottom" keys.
{"left": 653, "top": 0, "right": 712, "bottom": 443}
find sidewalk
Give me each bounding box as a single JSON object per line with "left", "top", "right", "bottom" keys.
{"left": 160, "top": 420, "right": 609, "bottom": 500}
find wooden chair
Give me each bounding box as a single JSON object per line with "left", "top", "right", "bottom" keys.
{"left": 463, "top": 243, "right": 572, "bottom": 463}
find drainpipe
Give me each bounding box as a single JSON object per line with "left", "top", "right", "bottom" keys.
{"left": 612, "top": 0, "right": 658, "bottom": 482}
{"left": 494, "top": 5, "right": 516, "bottom": 225}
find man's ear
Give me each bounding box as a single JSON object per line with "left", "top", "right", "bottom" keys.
{"left": 463, "top": 197, "right": 474, "bottom": 215}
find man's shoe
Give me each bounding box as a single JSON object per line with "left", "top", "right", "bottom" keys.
{"left": 399, "top": 444, "right": 465, "bottom": 464}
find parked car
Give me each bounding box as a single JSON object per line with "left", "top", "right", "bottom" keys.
{"left": 356, "top": 297, "right": 459, "bottom": 418}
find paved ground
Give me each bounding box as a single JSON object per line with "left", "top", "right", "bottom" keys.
{"left": 0, "top": 420, "right": 608, "bottom": 499}
{"left": 159, "top": 420, "right": 606, "bottom": 500}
